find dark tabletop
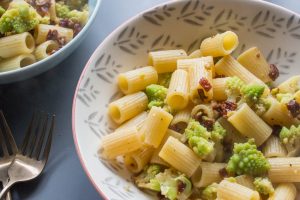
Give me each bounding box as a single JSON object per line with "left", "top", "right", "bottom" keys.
{"left": 0, "top": 0, "right": 299, "bottom": 199}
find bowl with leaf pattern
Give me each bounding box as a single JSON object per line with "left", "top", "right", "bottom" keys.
{"left": 72, "top": 0, "right": 300, "bottom": 199}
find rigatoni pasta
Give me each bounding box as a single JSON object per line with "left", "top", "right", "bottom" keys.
{"left": 34, "top": 40, "right": 59, "bottom": 61}
{"left": 166, "top": 69, "right": 189, "bottom": 110}
{"left": 159, "top": 136, "right": 201, "bottom": 177}
{"left": 98, "top": 30, "right": 300, "bottom": 200}
{"left": 108, "top": 91, "right": 148, "bottom": 124}
{"left": 0, "top": 54, "right": 36, "bottom": 72}
{"left": 118, "top": 66, "right": 158, "bottom": 94}
{"left": 148, "top": 49, "right": 187, "bottom": 73}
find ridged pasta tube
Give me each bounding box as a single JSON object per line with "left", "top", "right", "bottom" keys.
{"left": 0, "top": 32, "right": 35, "bottom": 58}
{"left": 118, "top": 66, "right": 158, "bottom": 94}
{"left": 269, "top": 183, "right": 296, "bottom": 200}
{"left": 34, "top": 40, "right": 59, "bottom": 61}
{"left": 263, "top": 136, "right": 287, "bottom": 158}
{"left": 200, "top": 31, "right": 239, "bottom": 57}
{"left": 166, "top": 69, "right": 189, "bottom": 110}
{"left": 212, "top": 77, "right": 228, "bottom": 101}
{"left": 142, "top": 106, "right": 173, "bottom": 148}
{"left": 228, "top": 103, "right": 272, "bottom": 146}
{"left": 159, "top": 136, "right": 201, "bottom": 177}
{"left": 0, "top": 54, "right": 36, "bottom": 72}
{"left": 108, "top": 92, "right": 148, "bottom": 124}
{"left": 237, "top": 47, "right": 273, "bottom": 83}
{"left": 115, "top": 111, "right": 148, "bottom": 132}
{"left": 148, "top": 49, "right": 187, "bottom": 73}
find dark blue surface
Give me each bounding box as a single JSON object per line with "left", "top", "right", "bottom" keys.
{"left": 0, "top": 0, "right": 299, "bottom": 199}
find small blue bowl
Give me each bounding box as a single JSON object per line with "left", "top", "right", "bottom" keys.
{"left": 0, "top": 0, "right": 101, "bottom": 84}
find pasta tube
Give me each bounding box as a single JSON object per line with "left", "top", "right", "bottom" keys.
{"left": 212, "top": 77, "right": 228, "bottom": 101}
{"left": 34, "top": 24, "right": 74, "bottom": 45}
{"left": 0, "top": 32, "right": 35, "bottom": 58}
{"left": 235, "top": 175, "right": 255, "bottom": 189}
{"left": 217, "top": 180, "right": 260, "bottom": 200}
{"left": 262, "top": 97, "right": 297, "bottom": 127}
{"left": 159, "top": 136, "right": 201, "bottom": 177}
{"left": 150, "top": 129, "right": 182, "bottom": 166}
{"left": 124, "top": 145, "right": 154, "bottom": 173}
{"left": 277, "top": 75, "right": 300, "bottom": 94}
{"left": 188, "top": 49, "right": 202, "bottom": 58}
{"left": 192, "top": 162, "right": 226, "bottom": 188}
{"left": 115, "top": 111, "right": 148, "bottom": 132}
{"left": 170, "top": 107, "right": 191, "bottom": 133}
{"left": 268, "top": 157, "right": 300, "bottom": 183}
{"left": 0, "top": 54, "right": 36, "bottom": 72}
{"left": 166, "top": 69, "right": 189, "bottom": 110}
{"left": 34, "top": 40, "right": 59, "bottom": 61}
{"left": 228, "top": 103, "right": 272, "bottom": 146}
{"left": 263, "top": 136, "right": 287, "bottom": 158}
{"left": 200, "top": 31, "right": 239, "bottom": 57}
{"left": 99, "top": 127, "right": 143, "bottom": 159}
{"left": 142, "top": 106, "right": 173, "bottom": 148}
{"left": 118, "top": 66, "right": 158, "bottom": 94}
{"left": 215, "top": 55, "right": 269, "bottom": 94}
{"left": 108, "top": 92, "right": 148, "bottom": 124}
{"left": 177, "top": 56, "right": 212, "bottom": 71}
{"left": 148, "top": 49, "right": 187, "bottom": 73}
{"left": 269, "top": 183, "right": 296, "bottom": 200}
{"left": 188, "top": 57, "right": 214, "bottom": 103}
{"left": 237, "top": 47, "right": 273, "bottom": 83}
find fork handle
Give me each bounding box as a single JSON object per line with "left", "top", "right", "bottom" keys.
{"left": 0, "top": 181, "right": 15, "bottom": 200}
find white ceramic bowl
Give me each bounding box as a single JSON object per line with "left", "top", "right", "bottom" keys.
{"left": 0, "top": 0, "right": 101, "bottom": 84}
{"left": 72, "top": 0, "right": 300, "bottom": 199}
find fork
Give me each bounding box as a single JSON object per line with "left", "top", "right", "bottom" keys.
{"left": 0, "top": 111, "right": 18, "bottom": 200}
{"left": 0, "top": 112, "right": 55, "bottom": 199}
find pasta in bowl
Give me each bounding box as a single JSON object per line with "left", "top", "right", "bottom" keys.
{"left": 72, "top": 0, "right": 300, "bottom": 199}
{"left": 0, "top": 0, "right": 101, "bottom": 83}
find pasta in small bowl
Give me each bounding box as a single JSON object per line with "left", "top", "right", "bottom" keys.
{"left": 0, "top": 0, "right": 101, "bottom": 84}
{"left": 72, "top": 0, "right": 300, "bottom": 199}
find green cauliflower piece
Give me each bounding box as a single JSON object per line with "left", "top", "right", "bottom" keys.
{"left": 241, "top": 83, "right": 265, "bottom": 104}
{"left": 253, "top": 177, "right": 274, "bottom": 195}
{"left": 66, "top": 0, "right": 87, "bottom": 9}
{"left": 145, "top": 84, "right": 167, "bottom": 109}
{"left": 201, "top": 183, "right": 218, "bottom": 200}
{"left": 134, "top": 164, "right": 163, "bottom": 191}
{"left": 184, "top": 120, "right": 214, "bottom": 157}
{"left": 0, "top": 6, "right": 5, "bottom": 16}
{"left": 225, "top": 76, "right": 245, "bottom": 102}
{"left": 0, "top": 1, "right": 40, "bottom": 34}
{"left": 279, "top": 125, "right": 300, "bottom": 145}
{"left": 56, "top": 2, "right": 89, "bottom": 25}
{"left": 226, "top": 139, "right": 270, "bottom": 176}
{"left": 211, "top": 121, "right": 227, "bottom": 142}
{"left": 158, "top": 72, "right": 172, "bottom": 88}
{"left": 136, "top": 168, "right": 192, "bottom": 200}
{"left": 253, "top": 97, "right": 272, "bottom": 116}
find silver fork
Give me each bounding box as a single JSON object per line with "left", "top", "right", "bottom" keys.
{"left": 0, "top": 111, "right": 18, "bottom": 200}
{"left": 0, "top": 112, "right": 55, "bottom": 199}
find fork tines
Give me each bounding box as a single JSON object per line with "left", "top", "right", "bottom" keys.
{"left": 20, "top": 112, "right": 55, "bottom": 161}
{"left": 0, "top": 111, "right": 18, "bottom": 158}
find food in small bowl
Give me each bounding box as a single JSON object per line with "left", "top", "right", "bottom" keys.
{"left": 0, "top": 0, "right": 88, "bottom": 72}
{"left": 72, "top": 0, "right": 300, "bottom": 199}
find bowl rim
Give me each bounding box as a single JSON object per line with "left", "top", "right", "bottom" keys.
{"left": 72, "top": 0, "right": 300, "bottom": 199}
{"left": 0, "top": 0, "right": 102, "bottom": 79}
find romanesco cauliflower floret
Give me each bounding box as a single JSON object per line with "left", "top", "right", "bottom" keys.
{"left": 253, "top": 177, "right": 274, "bottom": 195}
{"left": 279, "top": 125, "right": 300, "bottom": 145}
{"left": 201, "top": 183, "right": 218, "bottom": 200}
{"left": 66, "top": 0, "right": 87, "bottom": 9}
{"left": 134, "top": 164, "right": 163, "bottom": 191}
{"left": 211, "top": 121, "right": 226, "bottom": 142}
{"left": 56, "top": 2, "right": 89, "bottom": 25}
{"left": 136, "top": 168, "right": 192, "bottom": 200}
{"left": 145, "top": 84, "right": 167, "bottom": 109}
{"left": 225, "top": 76, "right": 245, "bottom": 102}
{"left": 184, "top": 120, "right": 214, "bottom": 157}
{"left": 158, "top": 72, "right": 172, "bottom": 88}
{"left": 226, "top": 139, "right": 270, "bottom": 176}
{"left": 0, "top": 2, "right": 40, "bottom": 34}
{"left": 241, "top": 84, "right": 265, "bottom": 104}
{"left": 253, "top": 97, "right": 272, "bottom": 116}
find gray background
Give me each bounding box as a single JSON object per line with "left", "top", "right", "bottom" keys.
{"left": 0, "top": 0, "right": 299, "bottom": 199}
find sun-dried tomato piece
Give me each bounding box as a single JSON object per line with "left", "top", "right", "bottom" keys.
{"left": 287, "top": 100, "right": 300, "bottom": 118}
{"left": 213, "top": 101, "right": 237, "bottom": 117}
{"left": 199, "top": 77, "right": 212, "bottom": 92}
{"left": 269, "top": 64, "right": 279, "bottom": 81}
{"left": 177, "top": 180, "right": 186, "bottom": 193}
{"left": 219, "top": 168, "right": 228, "bottom": 178}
